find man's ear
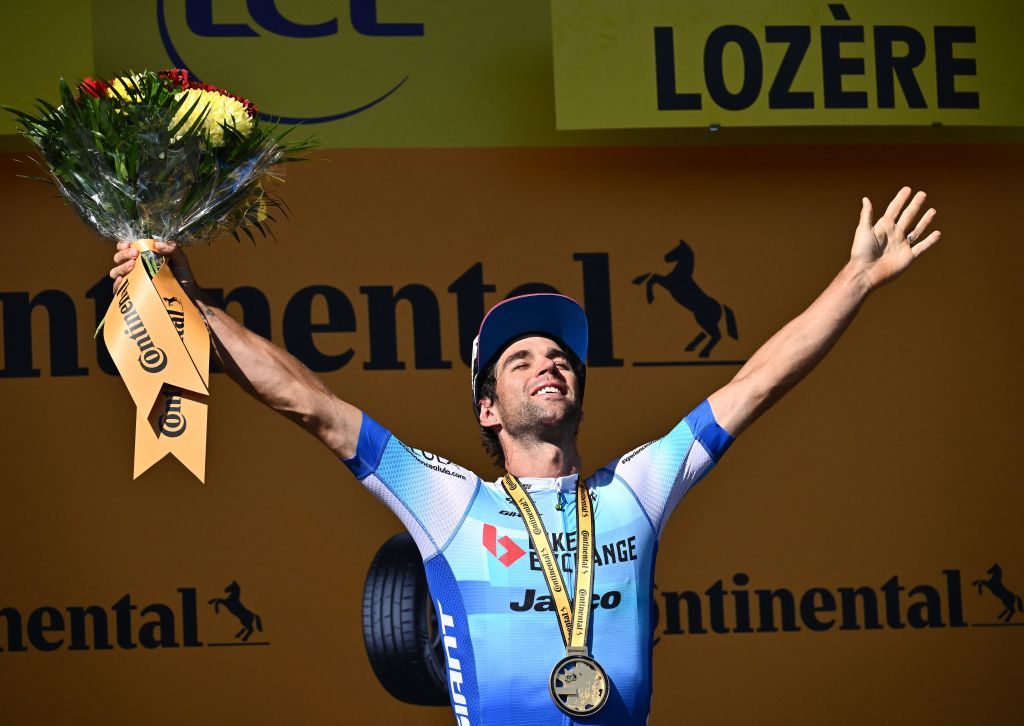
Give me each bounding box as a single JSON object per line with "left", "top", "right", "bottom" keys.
{"left": 478, "top": 397, "right": 501, "bottom": 428}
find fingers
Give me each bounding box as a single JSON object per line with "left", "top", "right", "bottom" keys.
{"left": 115, "top": 239, "right": 178, "bottom": 256}
{"left": 896, "top": 190, "right": 928, "bottom": 236}
{"left": 109, "top": 257, "right": 136, "bottom": 281}
{"left": 883, "top": 186, "right": 913, "bottom": 221}
{"left": 910, "top": 230, "right": 941, "bottom": 258}
{"left": 858, "top": 197, "right": 873, "bottom": 228}
{"left": 113, "top": 247, "right": 138, "bottom": 266}
{"left": 907, "top": 207, "right": 936, "bottom": 243}
{"left": 110, "top": 239, "right": 185, "bottom": 294}
{"left": 153, "top": 239, "right": 178, "bottom": 256}
{"left": 110, "top": 242, "right": 139, "bottom": 283}
{"left": 111, "top": 241, "right": 180, "bottom": 274}
{"left": 880, "top": 188, "right": 938, "bottom": 249}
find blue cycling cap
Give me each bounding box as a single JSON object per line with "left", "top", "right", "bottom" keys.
{"left": 471, "top": 293, "right": 588, "bottom": 408}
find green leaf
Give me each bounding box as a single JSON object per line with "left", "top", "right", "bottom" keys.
{"left": 167, "top": 91, "right": 206, "bottom": 138}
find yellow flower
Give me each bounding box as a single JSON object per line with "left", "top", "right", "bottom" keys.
{"left": 106, "top": 74, "right": 146, "bottom": 104}
{"left": 169, "top": 88, "right": 253, "bottom": 147}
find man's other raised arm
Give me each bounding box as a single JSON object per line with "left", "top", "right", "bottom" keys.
{"left": 708, "top": 187, "right": 941, "bottom": 437}
{"left": 110, "top": 241, "right": 362, "bottom": 460}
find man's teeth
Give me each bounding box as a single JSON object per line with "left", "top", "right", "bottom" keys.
{"left": 534, "top": 386, "right": 560, "bottom": 396}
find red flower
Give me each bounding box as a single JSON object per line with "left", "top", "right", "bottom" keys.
{"left": 197, "top": 82, "right": 259, "bottom": 118}
{"left": 159, "top": 69, "right": 259, "bottom": 118}
{"left": 78, "top": 77, "right": 109, "bottom": 99}
{"left": 159, "top": 68, "right": 191, "bottom": 89}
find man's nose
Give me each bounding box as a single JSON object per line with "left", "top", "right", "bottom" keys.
{"left": 536, "top": 358, "right": 562, "bottom": 378}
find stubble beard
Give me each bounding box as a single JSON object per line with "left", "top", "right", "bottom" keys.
{"left": 500, "top": 395, "right": 582, "bottom": 448}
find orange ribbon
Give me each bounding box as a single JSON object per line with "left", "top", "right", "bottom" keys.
{"left": 103, "top": 240, "right": 210, "bottom": 482}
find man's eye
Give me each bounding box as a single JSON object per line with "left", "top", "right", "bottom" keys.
{"left": 514, "top": 363, "right": 528, "bottom": 371}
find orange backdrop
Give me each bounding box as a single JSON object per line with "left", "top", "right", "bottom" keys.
{"left": 1, "top": 144, "right": 1021, "bottom": 724}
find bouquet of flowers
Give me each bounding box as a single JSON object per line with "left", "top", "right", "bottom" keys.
{"left": 6, "top": 69, "right": 315, "bottom": 482}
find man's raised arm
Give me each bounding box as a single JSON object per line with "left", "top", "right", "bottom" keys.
{"left": 109, "top": 240, "right": 362, "bottom": 460}
{"left": 707, "top": 187, "right": 941, "bottom": 437}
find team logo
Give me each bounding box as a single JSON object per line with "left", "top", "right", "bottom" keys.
{"left": 510, "top": 589, "right": 621, "bottom": 613}
{"left": 634, "top": 239, "right": 739, "bottom": 359}
{"left": 482, "top": 523, "right": 525, "bottom": 567}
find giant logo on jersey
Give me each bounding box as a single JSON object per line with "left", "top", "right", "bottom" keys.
{"left": 436, "top": 598, "right": 472, "bottom": 725}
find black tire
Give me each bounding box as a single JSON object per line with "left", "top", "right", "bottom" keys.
{"left": 362, "top": 533, "right": 450, "bottom": 706}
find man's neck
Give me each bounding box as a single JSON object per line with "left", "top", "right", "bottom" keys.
{"left": 503, "top": 439, "right": 581, "bottom": 478}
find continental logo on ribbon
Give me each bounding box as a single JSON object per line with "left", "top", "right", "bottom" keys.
{"left": 551, "top": 0, "right": 1024, "bottom": 130}
{"left": 102, "top": 240, "right": 209, "bottom": 482}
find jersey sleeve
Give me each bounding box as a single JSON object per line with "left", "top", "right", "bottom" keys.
{"left": 600, "top": 399, "right": 734, "bottom": 536}
{"left": 343, "top": 412, "right": 481, "bottom": 560}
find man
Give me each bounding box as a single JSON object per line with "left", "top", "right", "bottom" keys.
{"left": 110, "top": 187, "right": 939, "bottom": 724}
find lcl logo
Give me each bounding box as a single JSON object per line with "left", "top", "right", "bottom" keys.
{"left": 180, "top": 0, "right": 423, "bottom": 39}
{"left": 157, "top": 0, "right": 424, "bottom": 123}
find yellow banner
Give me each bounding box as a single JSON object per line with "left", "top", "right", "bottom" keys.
{"left": 552, "top": 0, "right": 1024, "bottom": 129}
{"left": 4, "top": 1, "right": 1023, "bottom": 145}
{"left": 87, "top": 0, "right": 555, "bottom": 148}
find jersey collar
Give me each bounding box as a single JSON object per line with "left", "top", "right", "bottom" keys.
{"left": 507, "top": 474, "right": 580, "bottom": 492}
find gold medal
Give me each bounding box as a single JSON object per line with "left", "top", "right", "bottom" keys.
{"left": 502, "top": 474, "right": 609, "bottom": 717}
{"left": 549, "top": 652, "right": 610, "bottom": 717}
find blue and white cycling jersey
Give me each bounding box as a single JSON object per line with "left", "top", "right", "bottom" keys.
{"left": 345, "top": 400, "right": 733, "bottom": 725}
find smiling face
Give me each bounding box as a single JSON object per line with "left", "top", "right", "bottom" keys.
{"left": 478, "top": 336, "right": 584, "bottom": 447}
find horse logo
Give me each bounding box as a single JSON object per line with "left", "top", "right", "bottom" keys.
{"left": 972, "top": 564, "right": 1023, "bottom": 622}
{"left": 162, "top": 296, "right": 181, "bottom": 308}
{"left": 209, "top": 581, "right": 264, "bottom": 641}
{"left": 633, "top": 240, "right": 738, "bottom": 358}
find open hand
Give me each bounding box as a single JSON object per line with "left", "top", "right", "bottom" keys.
{"left": 850, "top": 187, "right": 941, "bottom": 290}
{"left": 109, "top": 240, "right": 199, "bottom": 298}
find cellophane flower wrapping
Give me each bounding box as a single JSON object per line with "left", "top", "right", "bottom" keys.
{"left": 7, "top": 69, "right": 314, "bottom": 267}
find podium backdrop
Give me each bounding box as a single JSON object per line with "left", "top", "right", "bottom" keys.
{"left": 1, "top": 2, "right": 1021, "bottom": 724}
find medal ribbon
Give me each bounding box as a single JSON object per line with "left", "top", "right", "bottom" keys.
{"left": 501, "top": 473, "right": 595, "bottom": 652}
